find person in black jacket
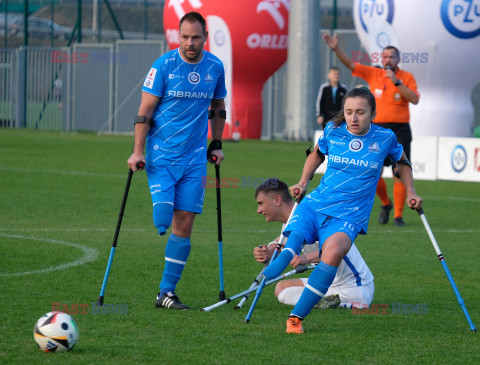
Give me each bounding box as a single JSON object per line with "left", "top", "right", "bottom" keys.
{"left": 316, "top": 67, "right": 348, "bottom": 128}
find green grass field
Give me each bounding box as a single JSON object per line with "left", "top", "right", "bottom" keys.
{"left": 0, "top": 129, "right": 479, "bottom": 364}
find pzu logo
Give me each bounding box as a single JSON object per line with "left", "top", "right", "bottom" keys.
{"left": 358, "top": 0, "right": 395, "bottom": 33}
{"left": 441, "top": 0, "right": 480, "bottom": 39}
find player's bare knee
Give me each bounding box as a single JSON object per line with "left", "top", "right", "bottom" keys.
{"left": 275, "top": 282, "right": 288, "bottom": 297}
{"left": 172, "top": 210, "right": 196, "bottom": 237}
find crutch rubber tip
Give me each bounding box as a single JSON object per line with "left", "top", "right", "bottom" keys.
{"left": 96, "top": 296, "right": 104, "bottom": 307}
{"left": 243, "top": 319, "right": 250, "bottom": 324}
{"left": 233, "top": 306, "right": 240, "bottom": 310}
{"left": 219, "top": 291, "right": 226, "bottom": 301}
{"left": 200, "top": 308, "right": 205, "bottom": 312}
{"left": 472, "top": 328, "right": 477, "bottom": 333}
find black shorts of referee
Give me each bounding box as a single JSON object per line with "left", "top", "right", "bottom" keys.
{"left": 374, "top": 122, "right": 412, "bottom": 166}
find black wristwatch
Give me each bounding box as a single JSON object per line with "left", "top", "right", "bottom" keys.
{"left": 394, "top": 79, "right": 402, "bottom": 87}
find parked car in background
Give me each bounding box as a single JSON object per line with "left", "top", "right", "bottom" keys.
{"left": 9, "top": 17, "right": 71, "bottom": 40}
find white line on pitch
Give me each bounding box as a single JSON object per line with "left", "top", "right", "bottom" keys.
{"left": 0, "top": 166, "right": 125, "bottom": 179}
{"left": 0, "top": 233, "right": 99, "bottom": 277}
{"left": 0, "top": 227, "right": 478, "bottom": 234}
{"left": 421, "top": 195, "right": 480, "bottom": 203}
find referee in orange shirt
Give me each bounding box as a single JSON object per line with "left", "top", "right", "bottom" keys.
{"left": 323, "top": 33, "right": 419, "bottom": 227}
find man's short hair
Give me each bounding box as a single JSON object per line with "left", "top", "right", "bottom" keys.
{"left": 329, "top": 66, "right": 340, "bottom": 72}
{"left": 179, "top": 12, "right": 207, "bottom": 34}
{"left": 383, "top": 45, "right": 400, "bottom": 58}
{"left": 254, "top": 178, "right": 292, "bottom": 202}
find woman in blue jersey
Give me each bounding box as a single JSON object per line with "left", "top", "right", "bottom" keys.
{"left": 263, "top": 87, "right": 423, "bottom": 333}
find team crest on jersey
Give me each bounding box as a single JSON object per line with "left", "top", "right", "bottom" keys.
{"left": 349, "top": 139, "right": 363, "bottom": 152}
{"left": 144, "top": 68, "right": 157, "bottom": 89}
{"left": 368, "top": 142, "right": 380, "bottom": 152}
{"left": 188, "top": 72, "right": 201, "bottom": 85}
{"left": 394, "top": 93, "right": 401, "bottom": 101}
{"left": 205, "top": 73, "right": 213, "bottom": 82}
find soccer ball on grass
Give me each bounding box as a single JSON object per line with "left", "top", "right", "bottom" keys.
{"left": 33, "top": 312, "right": 78, "bottom": 352}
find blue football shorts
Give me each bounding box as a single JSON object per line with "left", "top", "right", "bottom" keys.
{"left": 283, "top": 202, "right": 361, "bottom": 249}
{"left": 146, "top": 163, "right": 207, "bottom": 214}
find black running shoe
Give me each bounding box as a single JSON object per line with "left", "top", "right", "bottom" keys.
{"left": 379, "top": 202, "right": 393, "bottom": 225}
{"left": 394, "top": 217, "right": 405, "bottom": 227}
{"left": 155, "top": 292, "right": 190, "bottom": 310}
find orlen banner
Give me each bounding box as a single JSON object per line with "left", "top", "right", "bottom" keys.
{"left": 164, "top": 0, "right": 289, "bottom": 139}
{"left": 354, "top": 0, "right": 480, "bottom": 137}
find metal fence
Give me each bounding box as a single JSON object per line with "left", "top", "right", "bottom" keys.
{"left": 1, "top": 30, "right": 479, "bottom": 139}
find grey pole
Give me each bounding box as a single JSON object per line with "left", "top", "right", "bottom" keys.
{"left": 284, "top": 0, "right": 321, "bottom": 141}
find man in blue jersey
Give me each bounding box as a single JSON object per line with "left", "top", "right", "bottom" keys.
{"left": 261, "top": 88, "right": 423, "bottom": 333}
{"left": 127, "top": 12, "right": 227, "bottom": 310}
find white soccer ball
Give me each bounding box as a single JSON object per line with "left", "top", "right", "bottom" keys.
{"left": 33, "top": 312, "right": 79, "bottom": 352}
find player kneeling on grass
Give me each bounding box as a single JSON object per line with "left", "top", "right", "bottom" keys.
{"left": 254, "top": 178, "right": 374, "bottom": 310}
{"left": 262, "top": 88, "right": 423, "bottom": 334}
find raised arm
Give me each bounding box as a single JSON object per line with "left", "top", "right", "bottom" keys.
{"left": 323, "top": 33, "right": 355, "bottom": 71}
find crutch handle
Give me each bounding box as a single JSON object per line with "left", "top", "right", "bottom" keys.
{"left": 136, "top": 161, "right": 145, "bottom": 169}
{"left": 211, "top": 155, "right": 218, "bottom": 162}
{"left": 409, "top": 198, "right": 424, "bottom": 215}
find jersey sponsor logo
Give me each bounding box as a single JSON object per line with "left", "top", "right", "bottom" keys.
{"left": 205, "top": 73, "right": 213, "bottom": 82}
{"left": 331, "top": 140, "right": 346, "bottom": 146}
{"left": 368, "top": 142, "right": 380, "bottom": 152}
{"left": 188, "top": 72, "right": 201, "bottom": 84}
{"left": 349, "top": 139, "right": 363, "bottom": 152}
{"left": 167, "top": 90, "right": 213, "bottom": 99}
{"left": 358, "top": 0, "right": 394, "bottom": 34}
{"left": 144, "top": 68, "right": 157, "bottom": 89}
{"left": 169, "top": 74, "right": 184, "bottom": 79}
{"left": 451, "top": 144, "right": 467, "bottom": 172}
{"left": 329, "top": 154, "right": 377, "bottom": 169}
{"left": 441, "top": 0, "right": 480, "bottom": 39}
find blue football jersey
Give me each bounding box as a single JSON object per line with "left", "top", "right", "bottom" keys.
{"left": 304, "top": 121, "right": 403, "bottom": 234}
{"left": 142, "top": 49, "right": 227, "bottom": 166}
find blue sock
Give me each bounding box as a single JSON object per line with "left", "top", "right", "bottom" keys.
{"left": 159, "top": 234, "right": 191, "bottom": 295}
{"left": 264, "top": 230, "right": 305, "bottom": 280}
{"left": 291, "top": 261, "right": 337, "bottom": 319}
